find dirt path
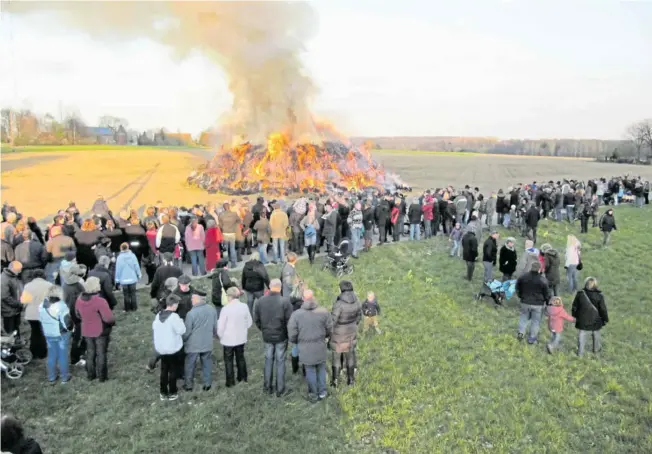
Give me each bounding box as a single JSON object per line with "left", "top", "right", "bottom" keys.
{"left": 1, "top": 155, "right": 63, "bottom": 173}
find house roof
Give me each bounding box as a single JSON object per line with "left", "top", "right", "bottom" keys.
{"left": 86, "top": 127, "right": 114, "bottom": 136}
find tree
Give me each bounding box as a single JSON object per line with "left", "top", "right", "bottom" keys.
{"left": 98, "top": 115, "right": 129, "bottom": 131}
{"left": 64, "top": 111, "right": 86, "bottom": 145}
{"left": 625, "top": 120, "right": 652, "bottom": 161}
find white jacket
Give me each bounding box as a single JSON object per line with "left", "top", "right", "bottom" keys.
{"left": 152, "top": 311, "right": 186, "bottom": 355}
{"left": 217, "top": 300, "right": 252, "bottom": 347}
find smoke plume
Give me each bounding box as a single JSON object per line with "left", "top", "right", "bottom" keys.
{"left": 4, "top": 1, "right": 320, "bottom": 144}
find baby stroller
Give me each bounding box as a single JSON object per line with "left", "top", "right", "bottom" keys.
{"left": 321, "top": 239, "right": 354, "bottom": 277}
{"left": 475, "top": 279, "right": 516, "bottom": 306}
{"left": 1, "top": 331, "right": 32, "bottom": 380}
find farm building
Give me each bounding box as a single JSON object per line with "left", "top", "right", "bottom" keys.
{"left": 115, "top": 125, "right": 128, "bottom": 145}
{"left": 85, "top": 126, "right": 116, "bottom": 144}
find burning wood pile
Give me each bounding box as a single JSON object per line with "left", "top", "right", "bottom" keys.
{"left": 187, "top": 132, "right": 408, "bottom": 196}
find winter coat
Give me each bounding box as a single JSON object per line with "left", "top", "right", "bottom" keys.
{"left": 46, "top": 234, "right": 75, "bottom": 260}
{"left": 184, "top": 224, "right": 206, "bottom": 251}
{"left": 515, "top": 271, "right": 550, "bottom": 306}
{"left": 1, "top": 239, "right": 14, "bottom": 269}
{"left": 461, "top": 231, "right": 478, "bottom": 262}
{"left": 362, "top": 298, "right": 381, "bottom": 317}
{"left": 422, "top": 202, "right": 434, "bottom": 221}
{"left": 281, "top": 263, "right": 297, "bottom": 298}
{"left": 88, "top": 265, "right": 118, "bottom": 309}
{"left": 14, "top": 239, "right": 47, "bottom": 270}
{"left": 155, "top": 223, "right": 180, "bottom": 254}
{"left": 217, "top": 300, "right": 252, "bottom": 346}
{"left": 543, "top": 249, "right": 561, "bottom": 286}
{"left": 348, "top": 209, "right": 364, "bottom": 230}
{"left": 321, "top": 210, "right": 337, "bottom": 237}
{"left": 408, "top": 204, "right": 422, "bottom": 224}
{"left": 289, "top": 211, "right": 304, "bottom": 233}
{"left": 374, "top": 200, "right": 390, "bottom": 224}
{"left": 64, "top": 281, "right": 85, "bottom": 324}
{"left": 525, "top": 206, "right": 540, "bottom": 228}
{"left": 253, "top": 291, "right": 293, "bottom": 343}
{"left": 547, "top": 305, "right": 574, "bottom": 333}
{"left": 287, "top": 298, "right": 332, "bottom": 366}
{"left": 330, "top": 290, "right": 362, "bottom": 353}
{"left": 172, "top": 286, "right": 203, "bottom": 320}
{"left": 449, "top": 227, "right": 463, "bottom": 242}
{"left": 482, "top": 237, "right": 497, "bottom": 264}
{"left": 115, "top": 250, "right": 141, "bottom": 285}
{"left": 253, "top": 219, "right": 272, "bottom": 244}
{"left": 75, "top": 293, "right": 115, "bottom": 338}
{"left": 20, "top": 277, "right": 52, "bottom": 321}
{"left": 149, "top": 264, "right": 183, "bottom": 299}
{"left": 599, "top": 213, "right": 617, "bottom": 232}
{"left": 486, "top": 196, "right": 497, "bottom": 215}
{"left": 241, "top": 260, "right": 270, "bottom": 293}
{"left": 269, "top": 210, "right": 289, "bottom": 239}
{"left": 153, "top": 310, "right": 186, "bottom": 355}
{"left": 499, "top": 246, "right": 517, "bottom": 276}
{"left": 1, "top": 268, "right": 22, "bottom": 317}
{"left": 211, "top": 268, "right": 234, "bottom": 307}
{"left": 572, "top": 289, "right": 609, "bottom": 331}
{"left": 183, "top": 302, "right": 218, "bottom": 353}
{"left": 39, "top": 298, "right": 72, "bottom": 338}
{"left": 74, "top": 230, "right": 106, "bottom": 271}
{"left": 218, "top": 210, "right": 241, "bottom": 236}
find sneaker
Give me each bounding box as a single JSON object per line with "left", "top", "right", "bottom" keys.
{"left": 546, "top": 344, "right": 553, "bottom": 354}
{"left": 168, "top": 394, "right": 179, "bottom": 401}
{"left": 318, "top": 392, "right": 328, "bottom": 400}
{"left": 146, "top": 365, "right": 155, "bottom": 373}
{"left": 75, "top": 359, "right": 86, "bottom": 367}
{"left": 517, "top": 333, "right": 524, "bottom": 341}
{"left": 203, "top": 385, "right": 211, "bottom": 391}
{"left": 527, "top": 337, "right": 538, "bottom": 345}
{"left": 160, "top": 393, "right": 167, "bottom": 401}
{"left": 183, "top": 386, "right": 193, "bottom": 392}
{"left": 61, "top": 376, "right": 72, "bottom": 384}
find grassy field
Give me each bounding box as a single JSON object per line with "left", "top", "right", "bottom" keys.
{"left": 2, "top": 204, "right": 650, "bottom": 453}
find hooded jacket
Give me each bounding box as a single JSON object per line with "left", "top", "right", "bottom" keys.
{"left": 330, "top": 282, "right": 362, "bottom": 352}
{"left": 75, "top": 293, "right": 115, "bottom": 337}
{"left": 20, "top": 277, "right": 52, "bottom": 321}
{"left": 241, "top": 260, "right": 270, "bottom": 293}
{"left": 39, "top": 296, "right": 72, "bottom": 337}
{"left": 543, "top": 249, "right": 561, "bottom": 286}
{"left": 288, "top": 298, "right": 332, "bottom": 366}
{"left": 547, "top": 305, "right": 574, "bottom": 333}
{"left": 253, "top": 291, "right": 293, "bottom": 343}
{"left": 362, "top": 298, "right": 381, "bottom": 317}
{"left": 599, "top": 212, "right": 617, "bottom": 232}
{"left": 153, "top": 309, "right": 186, "bottom": 355}
{"left": 115, "top": 250, "right": 141, "bottom": 285}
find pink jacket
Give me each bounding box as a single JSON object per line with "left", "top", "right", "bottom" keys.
{"left": 184, "top": 224, "right": 206, "bottom": 251}
{"left": 547, "top": 305, "right": 575, "bottom": 333}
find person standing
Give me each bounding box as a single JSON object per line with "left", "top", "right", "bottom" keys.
{"left": 38, "top": 285, "right": 73, "bottom": 383}
{"left": 599, "top": 208, "right": 617, "bottom": 247}
{"left": 44, "top": 226, "right": 75, "bottom": 284}
{"left": 461, "top": 230, "right": 478, "bottom": 281}
{"left": 330, "top": 280, "right": 362, "bottom": 387}
{"left": 288, "top": 289, "right": 333, "bottom": 403}
{"left": 241, "top": 252, "right": 270, "bottom": 315}
{"left": 498, "top": 237, "right": 517, "bottom": 281}
{"left": 300, "top": 207, "right": 320, "bottom": 264}
{"left": 115, "top": 242, "right": 141, "bottom": 312}
{"left": 149, "top": 252, "right": 183, "bottom": 302}
{"left": 20, "top": 269, "right": 51, "bottom": 359}
{"left": 347, "top": 202, "right": 364, "bottom": 258}
{"left": 407, "top": 197, "right": 422, "bottom": 241}
{"left": 75, "top": 277, "right": 115, "bottom": 382}
{"left": 183, "top": 293, "right": 218, "bottom": 392}
{"left": 14, "top": 230, "right": 47, "bottom": 283}
{"left": 87, "top": 255, "right": 118, "bottom": 310}
{"left": 541, "top": 243, "right": 561, "bottom": 296}
{"left": 253, "top": 211, "right": 272, "bottom": 265}
{"left": 153, "top": 294, "right": 186, "bottom": 401}
{"left": 321, "top": 204, "right": 337, "bottom": 253}
{"left": 482, "top": 231, "right": 499, "bottom": 283}
{"left": 253, "top": 279, "right": 293, "bottom": 397}
{"left": 572, "top": 277, "right": 609, "bottom": 357}
{"left": 269, "top": 203, "right": 289, "bottom": 264}
{"left": 362, "top": 202, "right": 375, "bottom": 251}
{"left": 421, "top": 196, "right": 435, "bottom": 239}
{"left": 524, "top": 203, "right": 540, "bottom": 245}
{"left": 1, "top": 261, "right": 23, "bottom": 339}
{"left": 204, "top": 219, "right": 223, "bottom": 272}
{"left": 515, "top": 262, "right": 550, "bottom": 344}
{"left": 281, "top": 252, "right": 298, "bottom": 298}
{"left": 565, "top": 235, "right": 582, "bottom": 293}
{"left": 217, "top": 287, "right": 252, "bottom": 387}
{"left": 184, "top": 217, "right": 206, "bottom": 276}
{"left": 155, "top": 214, "right": 181, "bottom": 257}
{"left": 374, "top": 196, "right": 390, "bottom": 245}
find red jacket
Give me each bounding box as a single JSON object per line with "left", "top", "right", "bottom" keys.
{"left": 75, "top": 293, "right": 115, "bottom": 338}
{"left": 422, "top": 203, "right": 434, "bottom": 221}
{"left": 547, "top": 305, "right": 574, "bottom": 333}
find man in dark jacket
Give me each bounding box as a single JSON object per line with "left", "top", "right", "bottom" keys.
{"left": 241, "top": 253, "right": 270, "bottom": 315}
{"left": 599, "top": 209, "right": 617, "bottom": 247}
{"left": 461, "top": 231, "right": 478, "bottom": 281}
{"left": 1, "top": 262, "right": 23, "bottom": 338}
{"left": 330, "top": 280, "right": 362, "bottom": 387}
{"left": 498, "top": 238, "right": 517, "bottom": 280}
{"left": 14, "top": 230, "right": 47, "bottom": 283}
{"left": 516, "top": 261, "right": 550, "bottom": 344}
{"left": 253, "top": 279, "right": 293, "bottom": 397}
{"left": 524, "top": 204, "right": 540, "bottom": 245}
{"left": 88, "top": 256, "right": 118, "bottom": 310}
{"left": 374, "top": 197, "right": 390, "bottom": 244}
{"left": 211, "top": 259, "right": 234, "bottom": 319}
{"left": 407, "top": 198, "right": 422, "bottom": 241}
{"left": 362, "top": 203, "right": 375, "bottom": 251}
{"left": 149, "top": 252, "right": 183, "bottom": 300}
{"left": 482, "top": 231, "right": 499, "bottom": 283}
{"left": 173, "top": 275, "right": 206, "bottom": 320}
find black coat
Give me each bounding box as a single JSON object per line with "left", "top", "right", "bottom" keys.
{"left": 0, "top": 269, "right": 22, "bottom": 317}
{"left": 482, "top": 237, "right": 497, "bottom": 264}
{"left": 543, "top": 250, "right": 561, "bottom": 286}
{"left": 362, "top": 207, "right": 375, "bottom": 230}
{"left": 572, "top": 289, "right": 608, "bottom": 331}
{"left": 407, "top": 204, "right": 422, "bottom": 224}
{"left": 525, "top": 206, "right": 540, "bottom": 228}
{"left": 515, "top": 271, "right": 550, "bottom": 306}
{"left": 498, "top": 246, "right": 517, "bottom": 276}
{"left": 241, "top": 260, "right": 270, "bottom": 293}
{"left": 600, "top": 213, "right": 617, "bottom": 232}
{"left": 88, "top": 265, "right": 118, "bottom": 309}
{"left": 461, "top": 232, "right": 478, "bottom": 262}
{"left": 75, "top": 230, "right": 106, "bottom": 271}
{"left": 375, "top": 200, "right": 390, "bottom": 224}
{"left": 211, "top": 268, "right": 234, "bottom": 307}
{"left": 253, "top": 291, "right": 293, "bottom": 343}
{"left": 149, "top": 264, "right": 183, "bottom": 298}
{"left": 172, "top": 286, "right": 205, "bottom": 320}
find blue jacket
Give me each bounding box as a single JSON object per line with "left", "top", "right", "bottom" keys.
{"left": 115, "top": 250, "right": 142, "bottom": 285}
{"left": 39, "top": 299, "right": 71, "bottom": 338}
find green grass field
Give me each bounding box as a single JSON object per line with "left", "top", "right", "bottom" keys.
{"left": 2, "top": 205, "right": 650, "bottom": 453}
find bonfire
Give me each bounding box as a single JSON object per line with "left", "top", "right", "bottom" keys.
{"left": 188, "top": 126, "right": 408, "bottom": 196}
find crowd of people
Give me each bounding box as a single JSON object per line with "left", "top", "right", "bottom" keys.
{"left": 1, "top": 173, "right": 646, "bottom": 447}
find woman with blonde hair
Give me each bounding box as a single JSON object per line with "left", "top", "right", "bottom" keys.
{"left": 565, "top": 235, "right": 582, "bottom": 293}
{"left": 571, "top": 277, "right": 608, "bottom": 356}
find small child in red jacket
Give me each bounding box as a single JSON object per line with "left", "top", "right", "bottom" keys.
{"left": 546, "top": 296, "right": 575, "bottom": 354}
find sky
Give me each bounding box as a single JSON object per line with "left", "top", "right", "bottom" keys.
{"left": 1, "top": 0, "right": 651, "bottom": 140}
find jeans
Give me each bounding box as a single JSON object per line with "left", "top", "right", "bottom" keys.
{"left": 483, "top": 261, "right": 494, "bottom": 283}
{"left": 466, "top": 261, "right": 475, "bottom": 281}
{"left": 566, "top": 264, "right": 579, "bottom": 293}
{"left": 45, "top": 333, "right": 71, "bottom": 382}
{"left": 548, "top": 331, "right": 562, "bottom": 350}
{"left": 223, "top": 344, "right": 247, "bottom": 387}
{"left": 450, "top": 240, "right": 461, "bottom": 257}
{"left": 578, "top": 330, "right": 602, "bottom": 356}
{"left": 44, "top": 258, "right": 63, "bottom": 284}
{"left": 225, "top": 239, "right": 237, "bottom": 267}
{"left": 555, "top": 206, "right": 563, "bottom": 222}
{"left": 527, "top": 226, "right": 537, "bottom": 245}
{"left": 424, "top": 220, "right": 432, "bottom": 238}
{"left": 264, "top": 341, "right": 288, "bottom": 393}
{"left": 184, "top": 351, "right": 212, "bottom": 389}
{"left": 305, "top": 362, "right": 327, "bottom": 398}
{"left": 122, "top": 283, "right": 138, "bottom": 311}
{"left": 409, "top": 223, "right": 421, "bottom": 241}
{"left": 503, "top": 213, "right": 510, "bottom": 228}
{"left": 85, "top": 335, "right": 109, "bottom": 380}
{"left": 189, "top": 250, "right": 206, "bottom": 276}
{"left": 161, "top": 349, "right": 184, "bottom": 395}
{"left": 350, "top": 227, "right": 362, "bottom": 256}
{"left": 566, "top": 205, "right": 575, "bottom": 223}
{"left": 518, "top": 304, "right": 543, "bottom": 341}
{"left": 272, "top": 238, "right": 286, "bottom": 263}
{"left": 245, "top": 290, "right": 264, "bottom": 316}
{"left": 257, "top": 244, "right": 269, "bottom": 264}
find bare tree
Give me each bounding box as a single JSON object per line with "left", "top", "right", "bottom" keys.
{"left": 98, "top": 115, "right": 129, "bottom": 131}
{"left": 638, "top": 120, "right": 652, "bottom": 159}
{"left": 626, "top": 121, "right": 645, "bottom": 161}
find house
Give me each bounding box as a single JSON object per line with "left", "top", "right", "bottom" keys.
{"left": 85, "top": 126, "right": 116, "bottom": 145}
{"left": 115, "top": 125, "right": 128, "bottom": 145}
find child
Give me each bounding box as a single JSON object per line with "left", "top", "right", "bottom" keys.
{"left": 546, "top": 296, "right": 575, "bottom": 354}
{"left": 362, "top": 291, "right": 382, "bottom": 334}
{"left": 449, "top": 222, "right": 463, "bottom": 257}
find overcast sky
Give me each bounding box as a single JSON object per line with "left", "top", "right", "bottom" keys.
{"left": 1, "top": 0, "right": 650, "bottom": 139}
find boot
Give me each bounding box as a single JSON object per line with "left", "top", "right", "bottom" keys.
{"left": 346, "top": 366, "right": 355, "bottom": 385}
{"left": 302, "top": 365, "right": 306, "bottom": 377}
{"left": 308, "top": 246, "right": 315, "bottom": 264}
{"left": 330, "top": 366, "right": 339, "bottom": 387}
{"left": 291, "top": 356, "right": 299, "bottom": 374}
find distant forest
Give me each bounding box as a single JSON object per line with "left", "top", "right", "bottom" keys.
{"left": 352, "top": 136, "right": 637, "bottom": 159}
